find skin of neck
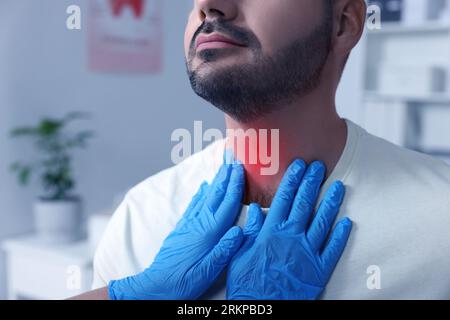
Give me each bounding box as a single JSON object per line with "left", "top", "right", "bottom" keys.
{"left": 224, "top": 64, "right": 347, "bottom": 207}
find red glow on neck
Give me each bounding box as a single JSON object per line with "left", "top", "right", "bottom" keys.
{"left": 227, "top": 130, "right": 280, "bottom": 172}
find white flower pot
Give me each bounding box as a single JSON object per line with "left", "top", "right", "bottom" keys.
{"left": 33, "top": 199, "right": 82, "bottom": 243}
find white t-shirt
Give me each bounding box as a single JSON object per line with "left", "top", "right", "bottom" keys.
{"left": 92, "top": 120, "right": 450, "bottom": 299}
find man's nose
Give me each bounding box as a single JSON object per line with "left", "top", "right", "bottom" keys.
{"left": 195, "top": 0, "right": 238, "bottom": 21}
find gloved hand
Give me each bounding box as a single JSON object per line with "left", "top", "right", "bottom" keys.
{"left": 109, "top": 159, "right": 245, "bottom": 300}
{"left": 227, "top": 160, "right": 353, "bottom": 300}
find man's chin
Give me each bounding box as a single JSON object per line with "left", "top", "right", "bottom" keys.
{"left": 191, "top": 59, "right": 246, "bottom": 80}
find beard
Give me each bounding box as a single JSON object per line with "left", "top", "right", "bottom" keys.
{"left": 186, "top": 14, "right": 333, "bottom": 123}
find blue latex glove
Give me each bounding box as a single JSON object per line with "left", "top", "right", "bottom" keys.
{"left": 227, "top": 160, "right": 353, "bottom": 300}
{"left": 109, "top": 160, "right": 245, "bottom": 300}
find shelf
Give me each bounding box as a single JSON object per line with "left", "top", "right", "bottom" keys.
{"left": 362, "top": 17, "right": 450, "bottom": 163}
{"left": 367, "top": 22, "right": 450, "bottom": 36}
{"left": 364, "top": 91, "right": 450, "bottom": 105}
{"left": 2, "top": 235, "right": 93, "bottom": 267}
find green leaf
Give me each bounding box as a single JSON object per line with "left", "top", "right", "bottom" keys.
{"left": 9, "top": 162, "right": 31, "bottom": 185}
{"left": 63, "top": 112, "right": 90, "bottom": 124}
{"left": 9, "top": 111, "right": 93, "bottom": 195}
{"left": 77, "top": 130, "right": 95, "bottom": 141}
{"left": 18, "top": 166, "right": 31, "bottom": 185}
{"left": 10, "top": 127, "right": 38, "bottom": 137}
{"left": 66, "top": 130, "right": 95, "bottom": 148}
{"left": 37, "top": 119, "right": 62, "bottom": 136}
{"left": 10, "top": 162, "right": 21, "bottom": 172}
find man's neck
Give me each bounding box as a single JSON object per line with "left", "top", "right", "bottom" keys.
{"left": 225, "top": 93, "right": 347, "bottom": 207}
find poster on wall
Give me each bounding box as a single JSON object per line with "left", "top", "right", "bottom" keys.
{"left": 88, "top": 0, "right": 163, "bottom": 73}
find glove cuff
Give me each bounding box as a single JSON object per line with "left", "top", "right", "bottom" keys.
{"left": 108, "top": 280, "right": 120, "bottom": 300}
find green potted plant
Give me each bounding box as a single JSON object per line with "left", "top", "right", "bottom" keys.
{"left": 10, "top": 112, "right": 94, "bottom": 243}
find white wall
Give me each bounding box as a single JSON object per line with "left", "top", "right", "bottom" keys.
{"left": 337, "top": 37, "right": 366, "bottom": 125}
{"left": 0, "top": 0, "right": 365, "bottom": 299}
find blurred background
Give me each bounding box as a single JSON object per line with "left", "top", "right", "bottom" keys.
{"left": 0, "top": 0, "right": 449, "bottom": 299}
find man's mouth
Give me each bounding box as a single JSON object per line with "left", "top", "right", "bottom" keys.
{"left": 195, "top": 33, "right": 246, "bottom": 52}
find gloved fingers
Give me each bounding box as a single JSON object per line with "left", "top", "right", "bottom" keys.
{"left": 215, "top": 162, "right": 245, "bottom": 226}
{"left": 264, "top": 159, "right": 306, "bottom": 228}
{"left": 205, "top": 163, "right": 232, "bottom": 214}
{"left": 190, "top": 184, "right": 210, "bottom": 220}
{"left": 306, "top": 181, "right": 345, "bottom": 253}
{"left": 243, "top": 203, "right": 265, "bottom": 240}
{"left": 223, "top": 148, "right": 235, "bottom": 165}
{"left": 195, "top": 226, "right": 244, "bottom": 286}
{"left": 320, "top": 217, "right": 352, "bottom": 273}
{"left": 288, "top": 161, "right": 326, "bottom": 232}
{"left": 184, "top": 181, "right": 209, "bottom": 220}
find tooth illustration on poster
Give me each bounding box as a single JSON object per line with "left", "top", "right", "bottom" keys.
{"left": 88, "top": 0, "right": 163, "bottom": 73}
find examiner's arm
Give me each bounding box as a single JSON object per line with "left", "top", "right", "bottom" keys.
{"left": 69, "top": 287, "right": 109, "bottom": 300}
{"left": 70, "top": 159, "right": 245, "bottom": 300}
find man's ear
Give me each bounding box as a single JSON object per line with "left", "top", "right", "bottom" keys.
{"left": 331, "top": 0, "right": 366, "bottom": 57}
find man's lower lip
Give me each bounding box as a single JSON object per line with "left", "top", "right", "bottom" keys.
{"left": 196, "top": 41, "right": 243, "bottom": 51}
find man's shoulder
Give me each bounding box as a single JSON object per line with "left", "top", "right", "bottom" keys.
{"left": 363, "top": 127, "right": 450, "bottom": 174}
{"left": 92, "top": 139, "right": 227, "bottom": 285}
{"left": 356, "top": 125, "right": 450, "bottom": 199}
{"left": 126, "top": 139, "right": 225, "bottom": 208}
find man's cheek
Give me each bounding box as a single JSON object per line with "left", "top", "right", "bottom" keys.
{"left": 184, "top": 32, "right": 191, "bottom": 57}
